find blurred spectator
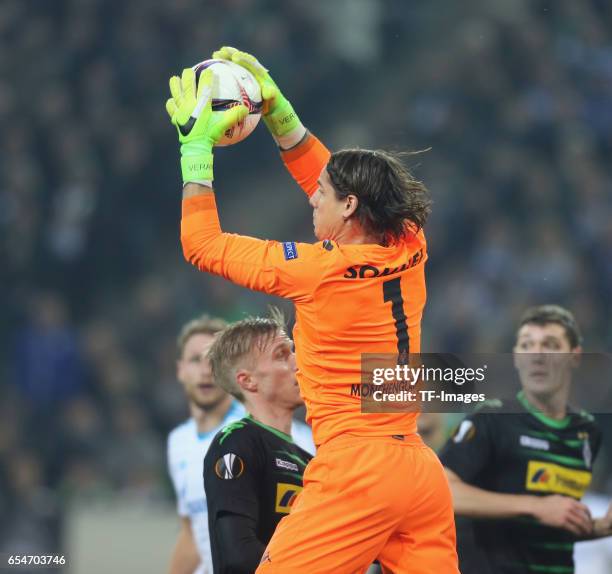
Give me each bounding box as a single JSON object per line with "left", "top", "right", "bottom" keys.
{"left": 10, "top": 292, "right": 87, "bottom": 407}
{"left": 103, "top": 400, "right": 165, "bottom": 499}
{"left": 1, "top": 451, "right": 61, "bottom": 556}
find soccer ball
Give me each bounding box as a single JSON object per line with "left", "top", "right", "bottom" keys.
{"left": 193, "top": 59, "right": 263, "bottom": 146}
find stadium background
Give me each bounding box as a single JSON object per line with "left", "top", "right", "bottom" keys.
{"left": 1, "top": 0, "right": 612, "bottom": 571}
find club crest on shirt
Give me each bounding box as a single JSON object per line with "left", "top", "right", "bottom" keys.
{"left": 579, "top": 432, "right": 592, "bottom": 468}
{"left": 214, "top": 453, "right": 245, "bottom": 480}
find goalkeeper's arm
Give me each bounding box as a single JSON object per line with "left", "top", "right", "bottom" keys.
{"left": 165, "top": 66, "right": 285, "bottom": 294}
{"left": 213, "top": 47, "right": 331, "bottom": 196}
{"left": 166, "top": 62, "right": 324, "bottom": 300}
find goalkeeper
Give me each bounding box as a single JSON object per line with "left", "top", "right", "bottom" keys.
{"left": 166, "top": 48, "right": 458, "bottom": 573}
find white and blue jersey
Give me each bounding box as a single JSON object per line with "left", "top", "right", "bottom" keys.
{"left": 291, "top": 419, "right": 316, "bottom": 456}
{"left": 168, "top": 400, "right": 245, "bottom": 574}
{"left": 575, "top": 492, "right": 612, "bottom": 574}
{"left": 167, "top": 400, "right": 315, "bottom": 574}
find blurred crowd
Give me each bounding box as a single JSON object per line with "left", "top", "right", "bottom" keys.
{"left": 1, "top": 0, "right": 612, "bottom": 558}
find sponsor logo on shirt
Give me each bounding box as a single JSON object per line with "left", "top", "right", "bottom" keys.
{"left": 282, "top": 242, "right": 298, "bottom": 260}
{"left": 275, "top": 483, "right": 303, "bottom": 514}
{"left": 214, "top": 453, "right": 245, "bottom": 480}
{"left": 275, "top": 458, "right": 299, "bottom": 472}
{"left": 525, "top": 461, "right": 592, "bottom": 498}
{"left": 519, "top": 435, "right": 550, "bottom": 451}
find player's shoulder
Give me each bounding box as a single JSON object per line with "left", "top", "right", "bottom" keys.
{"left": 450, "top": 398, "right": 511, "bottom": 436}
{"left": 207, "top": 417, "right": 259, "bottom": 456}
{"left": 167, "top": 418, "right": 195, "bottom": 449}
{"left": 278, "top": 238, "right": 339, "bottom": 262}
{"left": 470, "top": 397, "right": 507, "bottom": 417}
{"left": 570, "top": 407, "right": 600, "bottom": 433}
{"left": 205, "top": 417, "right": 266, "bottom": 478}
{"left": 574, "top": 407, "right": 597, "bottom": 424}
{"left": 444, "top": 401, "right": 508, "bottom": 449}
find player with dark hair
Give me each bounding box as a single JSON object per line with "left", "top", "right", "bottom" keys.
{"left": 204, "top": 313, "right": 314, "bottom": 574}
{"left": 439, "top": 304, "right": 612, "bottom": 574}
{"left": 165, "top": 46, "right": 458, "bottom": 573}
{"left": 325, "top": 149, "right": 431, "bottom": 243}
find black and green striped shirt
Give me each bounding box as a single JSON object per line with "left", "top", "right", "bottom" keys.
{"left": 204, "top": 415, "right": 312, "bottom": 573}
{"left": 440, "top": 392, "right": 601, "bottom": 574}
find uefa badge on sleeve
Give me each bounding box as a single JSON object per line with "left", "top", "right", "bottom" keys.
{"left": 282, "top": 242, "right": 298, "bottom": 261}
{"left": 214, "top": 453, "right": 245, "bottom": 479}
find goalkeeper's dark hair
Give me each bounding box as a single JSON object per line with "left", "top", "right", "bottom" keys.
{"left": 518, "top": 304, "right": 582, "bottom": 349}
{"left": 326, "top": 149, "right": 432, "bottom": 244}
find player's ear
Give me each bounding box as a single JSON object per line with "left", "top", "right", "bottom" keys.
{"left": 512, "top": 348, "right": 521, "bottom": 371}
{"left": 343, "top": 195, "right": 358, "bottom": 219}
{"left": 236, "top": 369, "right": 257, "bottom": 393}
{"left": 176, "top": 359, "right": 185, "bottom": 382}
{"left": 570, "top": 345, "right": 582, "bottom": 369}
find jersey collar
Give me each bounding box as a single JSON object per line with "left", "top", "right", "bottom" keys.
{"left": 247, "top": 415, "right": 294, "bottom": 444}
{"left": 517, "top": 390, "right": 571, "bottom": 429}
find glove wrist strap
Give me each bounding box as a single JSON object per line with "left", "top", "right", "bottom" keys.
{"left": 180, "top": 143, "right": 214, "bottom": 183}
{"left": 275, "top": 125, "right": 307, "bottom": 150}
{"left": 264, "top": 98, "right": 300, "bottom": 138}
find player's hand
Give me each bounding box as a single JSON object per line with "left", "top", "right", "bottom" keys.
{"left": 531, "top": 495, "right": 593, "bottom": 537}
{"left": 166, "top": 67, "right": 248, "bottom": 183}
{"left": 592, "top": 501, "right": 612, "bottom": 538}
{"left": 212, "top": 46, "right": 302, "bottom": 139}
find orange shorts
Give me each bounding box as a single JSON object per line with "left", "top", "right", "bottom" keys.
{"left": 256, "top": 433, "right": 458, "bottom": 574}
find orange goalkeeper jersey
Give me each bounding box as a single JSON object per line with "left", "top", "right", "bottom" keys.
{"left": 181, "top": 135, "right": 428, "bottom": 446}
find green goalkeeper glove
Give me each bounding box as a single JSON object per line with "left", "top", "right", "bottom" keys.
{"left": 212, "top": 46, "right": 302, "bottom": 139}
{"left": 166, "top": 67, "right": 248, "bottom": 183}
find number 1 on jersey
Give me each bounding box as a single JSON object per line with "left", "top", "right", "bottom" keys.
{"left": 383, "top": 277, "right": 409, "bottom": 356}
